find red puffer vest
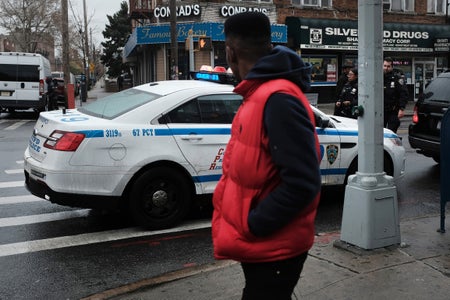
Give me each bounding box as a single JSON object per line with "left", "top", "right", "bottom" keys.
{"left": 212, "top": 78, "right": 321, "bottom": 263}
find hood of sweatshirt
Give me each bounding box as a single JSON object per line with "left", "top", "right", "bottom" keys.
{"left": 245, "top": 45, "right": 312, "bottom": 92}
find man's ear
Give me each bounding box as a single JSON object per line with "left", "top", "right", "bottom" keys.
{"left": 226, "top": 45, "right": 237, "bottom": 64}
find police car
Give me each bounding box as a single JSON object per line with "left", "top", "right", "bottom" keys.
{"left": 24, "top": 71, "right": 405, "bottom": 230}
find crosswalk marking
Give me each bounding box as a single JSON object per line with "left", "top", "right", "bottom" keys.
{"left": 0, "top": 219, "right": 212, "bottom": 257}
{"left": 0, "top": 152, "right": 212, "bottom": 259}
{"left": 0, "top": 195, "right": 44, "bottom": 205}
{"left": 5, "top": 169, "right": 23, "bottom": 174}
{"left": 3, "top": 120, "right": 29, "bottom": 130}
{"left": 0, "top": 181, "right": 24, "bottom": 188}
{"left": 0, "top": 209, "right": 92, "bottom": 227}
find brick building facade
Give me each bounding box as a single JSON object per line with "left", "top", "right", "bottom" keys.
{"left": 124, "top": 0, "right": 450, "bottom": 103}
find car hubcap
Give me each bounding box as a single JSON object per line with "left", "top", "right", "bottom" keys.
{"left": 152, "top": 190, "right": 168, "bottom": 207}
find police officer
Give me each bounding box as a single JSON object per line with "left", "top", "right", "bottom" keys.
{"left": 383, "top": 57, "right": 408, "bottom": 133}
{"left": 335, "top": 68, "right": 358, "bottom": 119}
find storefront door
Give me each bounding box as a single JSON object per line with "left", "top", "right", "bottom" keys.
{"left": 414, "top": 61, "right": 435, "bottom": 100}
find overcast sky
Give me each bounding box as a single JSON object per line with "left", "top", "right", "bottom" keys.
{"left": 71, "top": 0, "right": 123, "bottom": 46}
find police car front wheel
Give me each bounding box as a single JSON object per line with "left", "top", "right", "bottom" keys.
{"left": 128, "top": 167, "right": 192, "bottom": 230}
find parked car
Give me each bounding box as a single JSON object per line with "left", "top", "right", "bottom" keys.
{"left": 24, "top": 72, "right": 405, "bottom": 230}
{"left": 408, "top": 71, "right": 450, "bottom": 163}
{"left": 51, "top": 71, "right": 78, "bottom": 96}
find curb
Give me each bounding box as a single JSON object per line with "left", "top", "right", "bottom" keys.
{"left": 81, "top": 260, "right": 237, "bottom": 300}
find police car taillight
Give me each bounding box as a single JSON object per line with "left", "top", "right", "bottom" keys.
{"left": 44, "top": 130, "right": 85, "bottom": 151}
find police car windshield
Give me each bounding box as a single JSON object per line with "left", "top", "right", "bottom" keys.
{"left": 79, "top": 88, "right": 161, "bottom": 119}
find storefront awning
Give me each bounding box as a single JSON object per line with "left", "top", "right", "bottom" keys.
{"left": 286, "top": 17, "right": 450, "bottom": 53}
{"left": 124, "top": 22, "right": 287, "bottom": 58}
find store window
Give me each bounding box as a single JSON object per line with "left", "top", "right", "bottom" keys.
{"left": 302, "top": 55, "right": 338, "bottom": 83}
{"left": 392, "top": 58, "right": 412, "bottom": 84}
{"left": 292, "top": 0, "right": 332, "bottom": 8}
{"left": 427, "top": 0, "right": 446, "bottom": 14}
{"left": 437, "top": 57, "right": 448, "bottom": 75}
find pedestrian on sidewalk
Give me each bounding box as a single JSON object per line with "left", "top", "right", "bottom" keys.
{"left": 211, "top": 12, "right": 322, "bottom": 300}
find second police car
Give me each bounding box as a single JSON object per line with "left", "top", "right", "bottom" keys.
{"left": 24, "top": 70, "right": 405, "bottom": 230}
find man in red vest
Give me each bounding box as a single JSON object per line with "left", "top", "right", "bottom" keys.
{"left": 212, "top": 12, "right": 322, "bottom": 300}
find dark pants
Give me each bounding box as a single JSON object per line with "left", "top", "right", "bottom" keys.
{"left": 241, "top": 252, "right": 308, "bottom": 300}
{"left": 384, "top": 111, "right": 401, "bottom": 133}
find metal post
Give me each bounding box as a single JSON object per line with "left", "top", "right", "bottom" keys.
{"left": 169, "top": 0, "right": 178, "bottom": 80}
{"left": 340, "top": 0, "right": 401, "bottom": 249}
{"left": 189, "top": 30, "right": 194, "bottom": 73}
{"left": 83, "top": 0, "right": 90, "bottom": 92}
{"left": 61, "top": 0, "right": 70, "bottom": 108}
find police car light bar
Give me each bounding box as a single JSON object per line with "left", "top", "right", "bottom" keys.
{"left": 191, "top": 66, "right": 236, "bottom": 85}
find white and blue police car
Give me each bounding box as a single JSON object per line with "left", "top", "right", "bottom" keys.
{"left": 24, "top": 71, "right": 405, "bottom": 229}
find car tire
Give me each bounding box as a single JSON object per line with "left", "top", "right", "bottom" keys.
{"left": 129, "top": 167, "right": 192, "bottom": 230}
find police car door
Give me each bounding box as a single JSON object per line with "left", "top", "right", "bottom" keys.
{"left": 315, "top": 116, "right": 343, "bottom": 186}
{"left": 165, "top": 94, "right": 242, "bottom": 194}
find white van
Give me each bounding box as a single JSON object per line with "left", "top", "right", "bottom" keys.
{"left": 0, "top": 52, "right": 52, "bottom": 113}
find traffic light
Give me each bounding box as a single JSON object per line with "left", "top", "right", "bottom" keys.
{"left": 198, "top": 37, "right": 212, "bottom": 51}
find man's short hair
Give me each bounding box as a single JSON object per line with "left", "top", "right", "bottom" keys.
{"left": 384, "top": 57, "right": 393, "bottom": 64}
{"left": 224, "top": 12, "right": 271, "bottom": 44}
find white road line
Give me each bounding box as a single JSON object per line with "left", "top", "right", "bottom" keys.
{"left": 0, "top": 219, "right": 212, "bottom": 257}
{"left": 0, "top": 195, "right": 44, "bottom": 205}
{"left": 0, "top": 209, "right": 92, "bottom": 227}
{"left": 4, "top": 120, "right": 29, "bottom": 130}
{"left": 3, "top": 121, "right": 28, "bottom": 130}
{"left": 16, "top": 160, "right": 24, "bottom": 164}
{"left": 5, "top": 169, "right": 23, "bottom": 174}
{"left": 0, "top": 181, "right": 24, "bottom": 188}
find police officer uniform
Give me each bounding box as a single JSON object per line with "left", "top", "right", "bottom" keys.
{"left": 335, "top": 80, "right": 358, "bottom": 119}
{"left": 383, "top": 71, "right": 408, "bottom": 133}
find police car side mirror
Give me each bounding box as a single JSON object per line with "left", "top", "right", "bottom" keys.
{"left": 316, "top": 115, "right": 330, "bottom": 129}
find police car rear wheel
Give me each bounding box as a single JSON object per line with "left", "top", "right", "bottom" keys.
{"left": 129, "top": 167, "right": 192, "bottom": 230}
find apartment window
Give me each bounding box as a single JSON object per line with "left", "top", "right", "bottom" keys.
{"left": 427, "top": 0, "right": 446, "bottom": 14}
{"left": 383, "top": 0, "right": 414, "bottom": 12}
{"left": 227, "top": 0, "right": 273, "bottom": 3}
{"left": 292, "top": 0, "right": 332, "bottom": 8}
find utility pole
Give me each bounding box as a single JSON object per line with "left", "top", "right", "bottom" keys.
{"left": 61, "top": 0, "right": 70, "bottom": 107}
{"left": 83, "top": 0, "right": 90, "bottom": 92}
{"left": 340, "top": 0, "right": 401, "bottom": 249}
{"left": 169, "top": 0, "right": 178, "bottom": 80}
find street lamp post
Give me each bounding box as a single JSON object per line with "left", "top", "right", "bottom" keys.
{"left": 340, "top": 0, "right": 401, "bottom": 250}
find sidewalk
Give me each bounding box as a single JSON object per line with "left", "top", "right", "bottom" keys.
{"left": 74, "top": 78, "right": 112, "bottom": 108}
{"left": 88, "top": 215, "right": 450, "bottom": 300}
